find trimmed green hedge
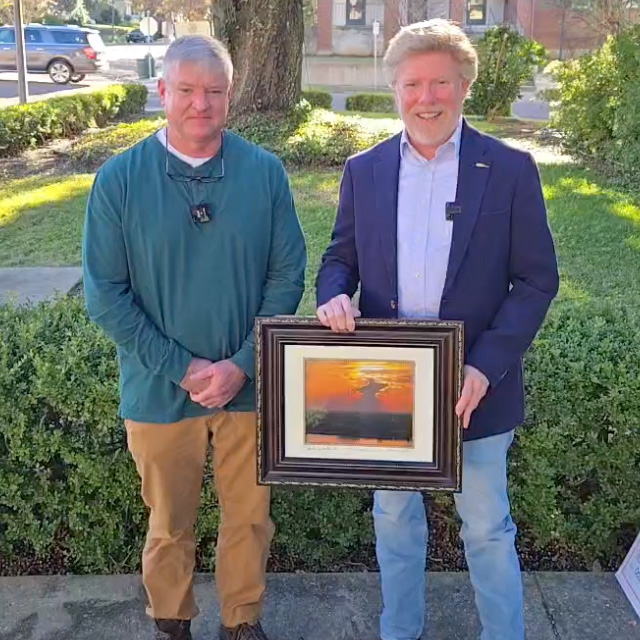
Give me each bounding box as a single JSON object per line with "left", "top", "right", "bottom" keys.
{"left": 301, "top": 90, "right": 332, "bottom": 109}
{"left": 0, "top": 83, "right": 148, "bottom": 158}
{"left": 345, "top": 93, "right": 395, "bottom": 113}
{"left": 0, "top": 296, "right": 372, "bottom": 573}
{"left": 0, "top": 296, "right": 638, "bottom": 573}
{"left": 512, "top": 302, "right": 640, "bottom": 563}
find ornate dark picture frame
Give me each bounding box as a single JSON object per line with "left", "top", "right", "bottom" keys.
{"left": 255, "top": 317, "right": 464, "bottom": 491}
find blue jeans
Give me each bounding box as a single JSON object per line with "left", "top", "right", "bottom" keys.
{"left": 373, "top": 430, "right": 523, "bottom": 640}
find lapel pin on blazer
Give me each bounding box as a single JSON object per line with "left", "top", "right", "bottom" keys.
{"left": 475, "top": 162, "right": 490, "bottom": 168}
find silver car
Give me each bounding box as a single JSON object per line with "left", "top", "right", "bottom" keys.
{"left": 0, "top": 24, "right": 109, "bottom": 84}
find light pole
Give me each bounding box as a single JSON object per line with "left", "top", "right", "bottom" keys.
{"left": 373, "top": 20, "right": 380, "bottom": 91}
{"left": 13, "top": 0, "right": 29, "bottom": 104}
{"left": 111, "top": 0, "right": 116, "bottom": 43}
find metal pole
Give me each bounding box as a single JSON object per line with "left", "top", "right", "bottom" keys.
{"left": 374, "top": 38, "right": 377, "bottom": 91}
{"left": 111, "top": 0, "right": 115, "bottom": 43}
{"left": 13, "top": 0, "right": 29, "bottom": 104}
{"left": 373, "top": 20, "right": 379, "bottom": 91}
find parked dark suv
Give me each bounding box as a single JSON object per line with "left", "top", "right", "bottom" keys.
{"left": 0, "top": 24, "right": 109, "bottom": 84}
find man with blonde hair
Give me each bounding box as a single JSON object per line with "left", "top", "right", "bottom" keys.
{"left": 316, "top": 19, "right": 558, "bottom": 640}
{"left": 83, "top": 35, "right": 306, "bottom": 640}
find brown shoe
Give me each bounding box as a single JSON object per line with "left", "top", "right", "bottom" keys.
{"left": 155, "top": 619, "right": 192, "bottom": 640}
{"left": 219, "top": 620, "right": 270, "bottom": 640}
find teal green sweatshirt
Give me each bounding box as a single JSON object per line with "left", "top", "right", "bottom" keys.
{"left": 82, "top": 131, "right": 306, "bottom": 422}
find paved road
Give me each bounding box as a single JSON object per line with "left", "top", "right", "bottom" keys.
{"left": 105, "top": 43, "right": 167, "bottom": 61}
{"left": 0, "top": 72, "right": 112, "bottom": 103}
{"left": 0, "top": 44, "right": 167, "bottom": 106}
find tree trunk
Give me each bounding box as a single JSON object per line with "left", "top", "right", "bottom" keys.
{"left": 218, "top": 0, "right": 304, "bottom": 115}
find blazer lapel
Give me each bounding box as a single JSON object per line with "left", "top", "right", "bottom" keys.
{"left": 373, "top": 133, "right": 401, "bottom": 307}
{"left": 443, "top": 121, "right": 491, "bottom": 297}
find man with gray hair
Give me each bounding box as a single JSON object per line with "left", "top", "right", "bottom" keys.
{"left": 82, "top": 35, "right": 306, "bottom": 640}
{"left": 316, "top": 19, "right": 558, "bottom": 640}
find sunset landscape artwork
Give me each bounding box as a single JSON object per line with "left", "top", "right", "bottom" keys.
{"left": 303, "top": 358, "right": 416, "bottom": 448}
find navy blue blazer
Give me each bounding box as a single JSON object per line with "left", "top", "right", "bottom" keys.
{"left": 316, "top": 120, "right": 559, "bottom": 441}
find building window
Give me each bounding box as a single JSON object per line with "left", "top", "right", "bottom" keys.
{"left": 467, "top": 0, "right": 487, "bottom": 25}
{"left": 346, "top": 0, "right": 366, "bottom": 25}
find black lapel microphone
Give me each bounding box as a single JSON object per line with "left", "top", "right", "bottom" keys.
{"left": 445, "top": 202, "right": 462, "bottom": 221}
{"left": 190, "top": 203, "right": 211, "bottom": 224}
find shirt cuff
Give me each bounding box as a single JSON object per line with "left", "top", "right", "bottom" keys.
{"left": 164, "top": 342, "right": 192, "bottom": 386}
{"left": 230, "top": 345, "right": 255, "bottom": 381}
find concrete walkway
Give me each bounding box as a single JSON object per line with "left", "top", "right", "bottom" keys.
{"left": 0, "top": 267, "right": 81, "bottom": 306}
{"left": 0, "top": 572, "right": 637, "bottom": 639}
{"left": 511, "top": 87, "right": 551, "bottom": 121}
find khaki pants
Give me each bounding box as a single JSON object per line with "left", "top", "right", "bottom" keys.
{"left": 125, "top": 412, "right": 274, "bottom": 627}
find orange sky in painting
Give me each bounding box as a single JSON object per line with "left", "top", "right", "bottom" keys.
{"left": 305, "top": 359, "right": 414, "bottom": 415}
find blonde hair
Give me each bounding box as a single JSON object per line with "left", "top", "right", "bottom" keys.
{"left": 384, "top": 19, "right": 478, "bottom": 85}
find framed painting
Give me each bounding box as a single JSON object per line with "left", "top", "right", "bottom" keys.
{"left": 255, "top": 317, "right": 464, "bottom": 491}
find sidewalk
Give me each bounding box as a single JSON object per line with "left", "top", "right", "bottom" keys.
{"left": 0, "top": 267, "right": 81, "bottom": 306}
{"left": 0, "top": 572, "right": 637, "bottom": 639}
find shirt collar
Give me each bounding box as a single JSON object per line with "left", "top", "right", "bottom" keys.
{"left": 400, "top": 116, "right": 463, "bottom": 163}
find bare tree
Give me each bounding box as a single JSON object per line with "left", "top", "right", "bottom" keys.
{"left": 556, "top": 0, "right": 636, "bottom": 38}
{"left": 546, "top": 0, "right": 574, "bottom": 58}
{"left": 584, "top": 0, "right": 636, "bottom": 35}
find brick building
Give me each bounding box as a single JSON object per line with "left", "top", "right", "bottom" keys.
{"left": 306, "top": 0, "right": 639, "bottom": 58}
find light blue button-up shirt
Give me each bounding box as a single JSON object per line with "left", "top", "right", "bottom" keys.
{"left": 397, "top": 118, "right": 462, "bottom": 319}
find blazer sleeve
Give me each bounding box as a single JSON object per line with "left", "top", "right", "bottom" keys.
{"left": 315, "top": 159, "right": 361, "bottom": 307}
{"left": 466, "top": 152, "right": 560, "bottom": 387}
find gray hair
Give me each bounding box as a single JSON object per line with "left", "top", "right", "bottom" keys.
{"left": 384, "top": 19, "right": 478, "bottom": 85}
{"left": 163, "top": 35, "right": 233, "bottom": 84}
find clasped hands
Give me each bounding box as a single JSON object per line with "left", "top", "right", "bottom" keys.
{"left": 179, "top": 357, "right": 246, "bottom": 409}
{"left": 316, "top": 294, "right": 489, "bottom": 429}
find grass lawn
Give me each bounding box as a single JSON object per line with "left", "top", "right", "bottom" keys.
{"left": 0, "top": 114, "right": 638, "bottom": 320}
{"left": 0, "top": 174, "right": 93, "bottom": 267}
{"left": 290, "top": 164, "right": 640, "bottom": 316}
{"left": 543, "top": 164, "right": 640, "bottom": 312}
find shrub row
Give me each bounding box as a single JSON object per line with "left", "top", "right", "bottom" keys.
{"left": 0, "top": 83, "right": 148, "bottom": 158}
{"left": 549, "top": 25, "right": 640, "bottom": 187}
{"left": 345, "top": 93, "right": 395, "bottom": 113}
{"left": 0, "top": 296, "right": 372, "bottom": 573}
{"left": 511, "top": 302, "right": 640, "bottom": 564}
{"left": 1, "top": 295, "right": 638, "bottom": 574}
{"left": 301, "top": 90, "right": 332, "bottom": 110}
